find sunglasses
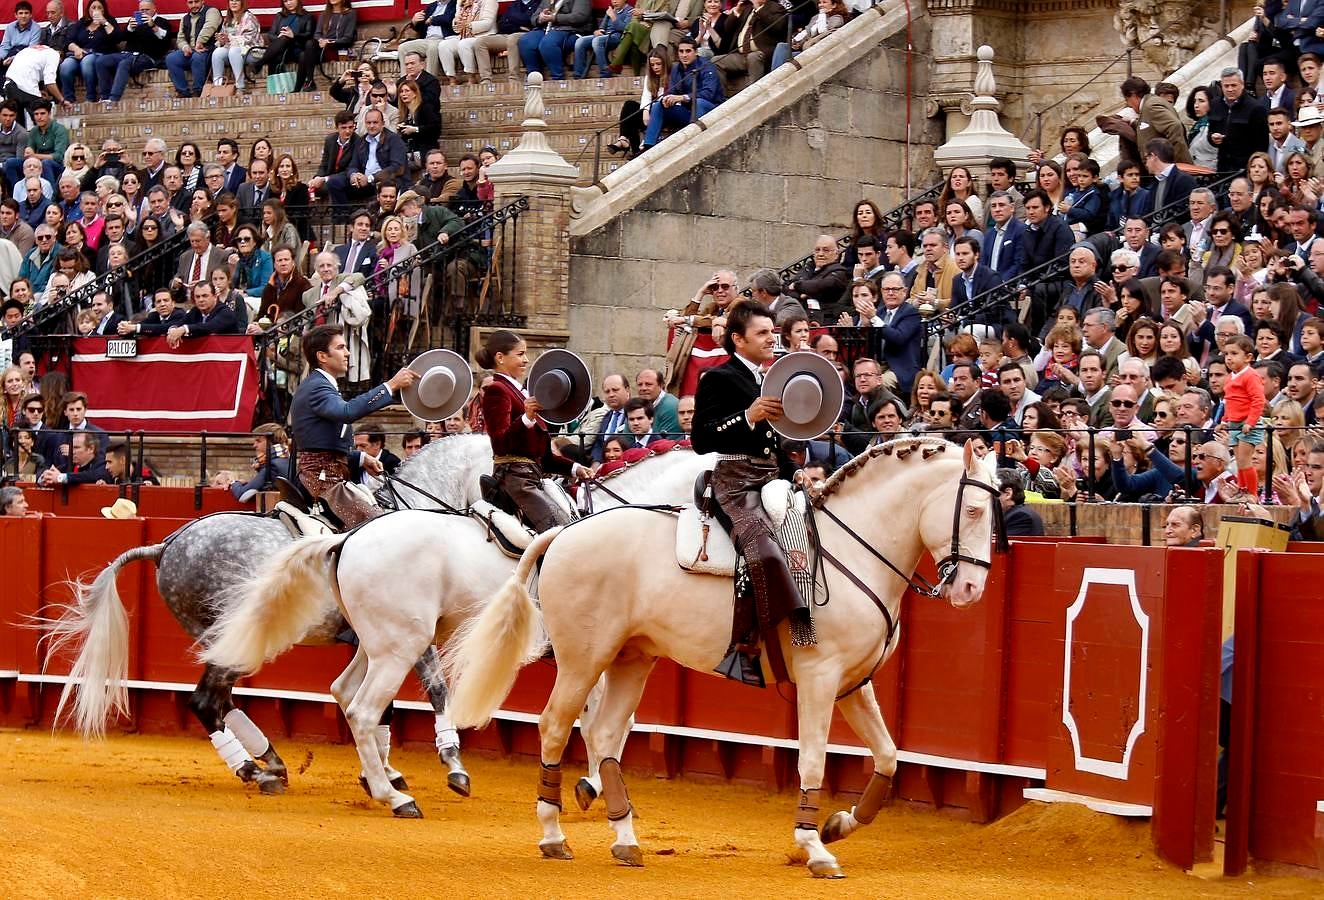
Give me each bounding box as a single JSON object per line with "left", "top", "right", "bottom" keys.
{"left": 1211, "top": 228, "right": 1232, "bottom": 235}
{"left": 25, "top": 405, "right": 42, "bottom": 411}
{"left": 35, "top": 234, "right": 53, "bottom": 240}
{"left": 371, "top": 93, "right": 388, "bottom": 100}
{"left": 1112, "top": 264, "right": 1132, "bottom": 271}
{"left": 1110, "top": 399, "right": 1136, "bottom": 408}
{"left": 236, "top": 236, "right": 254, "bottom": 244}
{"left": 71, "top": 155, "right": 85, "bottom": 161}
{"left": 108, "top": 201, "right": 124, "bottom": 207}
{"left": 712, "top": 282, "right": 732, "bottom": 289}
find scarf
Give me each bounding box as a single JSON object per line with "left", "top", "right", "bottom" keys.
{"left": 455, "top": 0, "right": 478, "bottom": 35}
{"left": 1187, "top": 115, "right": 1207, "bottom": 145}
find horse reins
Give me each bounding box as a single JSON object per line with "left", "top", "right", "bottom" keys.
{"left": 579, "top": 476, "right": 632, "bottom": 513}
{"left": 812, "top": 474, "right": 1001, "bottom": 601}
{"left": 378, "top": 472, "right": 466, "bottom": 515}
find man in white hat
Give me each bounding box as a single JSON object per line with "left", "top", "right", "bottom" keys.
{"left": 1287, "top": 106, "right": 1322, "bottom": 171}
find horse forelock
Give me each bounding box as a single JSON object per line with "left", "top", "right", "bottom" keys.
{"left": 813, "top": 436, "right": 958, "bottom": 507}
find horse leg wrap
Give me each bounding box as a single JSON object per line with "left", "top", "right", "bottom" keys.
{"left": 223, "top": 709, "right": 271, "bottom": 758}
{"left": 538, "top": 763, "right": 563, "bottom": 810}
{"left": 598, "top": 758, "right": 633, "bottom": 821}
{"left": 852, "top": 772, "right": 894, "bottom": 825}
{"left": 210, "top": 729, "right": 251, "bottom": 776}
{"left": 375, "top": 725, "right": 393, "bottom": 763}
{"left": 434, "top": 713, "right": 460, "bottom": 752}
{"left": 795, "top": 787, "right": 822, "bottom": 831}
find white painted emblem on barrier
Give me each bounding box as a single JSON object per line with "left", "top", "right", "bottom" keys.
{"left": 1062, "top": 567, "right": 1150, "bottom": 780}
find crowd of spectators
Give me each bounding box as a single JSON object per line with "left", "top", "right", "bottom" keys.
{"left": 654, "top": 55, "right": 1324, "bottom": 538}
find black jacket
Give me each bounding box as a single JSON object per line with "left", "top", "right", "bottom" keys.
{"left": 135, "top": 306, "right": 187, "bottom": 335}
{"left": 691, "top": 356, "right": 793, "bottom": 477}
{"left": 1020, "top": 216, "right": 1074, "bottom": 272}
{"left": 1210, "top": 93, "right": 1270, "bottom": 174}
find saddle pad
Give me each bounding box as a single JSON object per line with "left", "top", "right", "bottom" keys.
{"left": 676, "top": 505, "right": 739, "bottom": 576}
{"left": 542, "top": 478, "right": 578, "bottom": 522}
{"left": 760, "top": 479, "right": 806, "bottom": 530}
{"left": 471, "top": 499, "right": 535, "bottom": 558}
{"left": 273, "top": 501, "right": 335, "bottom": 539}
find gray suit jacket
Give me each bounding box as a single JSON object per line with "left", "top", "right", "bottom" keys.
{"left": 175, "top": 244, "right": 228, "bottom": 287}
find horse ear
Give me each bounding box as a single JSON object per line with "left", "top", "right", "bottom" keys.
{"left": 962, "top": 438, "right": 975, "bottom": 472}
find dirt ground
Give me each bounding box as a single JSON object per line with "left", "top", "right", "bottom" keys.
{"left": 0, "top": 730, "right": 1317, "bottom": 898}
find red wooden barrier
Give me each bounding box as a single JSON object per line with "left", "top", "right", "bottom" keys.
{"left": 1225, "top": 550, "right": 1324, "bottom": 874}
{"left": 0, "top": 517, "right": 1228, "bottom": 867}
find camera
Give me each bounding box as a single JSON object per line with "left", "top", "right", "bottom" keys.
{"left": 1115, "top": 428, "right": 1132, "bottom": 441}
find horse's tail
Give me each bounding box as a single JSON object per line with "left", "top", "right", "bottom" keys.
{"left": 443, "top": 526, "right": 562, "bottom": 729}
{"left": 44, "top": 543, "right": 165, "bottom": 739}
{"left": 201, "top": 534, "right": 346, "bottom": 675}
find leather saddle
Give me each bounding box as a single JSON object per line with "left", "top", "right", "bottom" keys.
{"left": 676, "top": 479, "right": 805, "bottom": 576}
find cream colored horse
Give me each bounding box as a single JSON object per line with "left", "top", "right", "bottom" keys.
{"left": 444, "top": 438, "right": 999, "bottom": 877}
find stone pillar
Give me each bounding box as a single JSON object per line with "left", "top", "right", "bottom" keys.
{"left": 932, "top": 45, "right": 1034, "bottom": 180}
{"left": 486, "top": 73, "right": 580, "bottom": 335}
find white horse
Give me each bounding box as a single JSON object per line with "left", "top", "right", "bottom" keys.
{"left": 202, "top": 445, "right": 716, "bottom": 817}
{"left": 442, "top": 438, "right": 1000, "bottom": 877}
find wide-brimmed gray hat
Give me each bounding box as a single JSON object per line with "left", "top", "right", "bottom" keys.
{"left": 528, "top": 348, "right": 591, "bottom": 425}
{"left": 761, "top": 351, "right": 844, "bottom": 441}
{"left": 401, "top": 348, "right": 473, "bottom": 422}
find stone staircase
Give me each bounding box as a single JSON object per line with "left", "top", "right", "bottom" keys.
{"left": 67, "top": 61, "right": 642, "bottom": 186}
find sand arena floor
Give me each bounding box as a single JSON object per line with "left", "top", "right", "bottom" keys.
{"left": 0, "top": 730, "right": 1317, "bottom": 898}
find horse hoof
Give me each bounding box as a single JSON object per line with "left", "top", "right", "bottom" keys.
{"left": 257, "top": 774, "right": 287, "bottom": 795}
{"left": 237, "top": 760, "right": 261, "bottom": 784}
{"left": 392, "top": 800, "right": 424, "bottom": 819}
{"left": 808, "top": 860, "right": 846, "bottom": 879}
{"left": 540, "top": 840, "right": 574, "bottom": 860}
{"left": 390, "top": 774, "right": 410, "bottom": 792}
{"left": 358, "top": 775, "right": 371, "bottom": 797}
{"left": 611, "top": 844, "right": 645, "bottom": 867}
{"left": 448, "top": 771, "right": 471, "bottom": 797}
{"left": 820, "top": 811, "right": 851, "bottom": 845}
{"left": 574, "top": 778, "right": 598, "bottom": 811}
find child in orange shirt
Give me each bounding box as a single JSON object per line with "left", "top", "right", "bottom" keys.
{"left": 1221, "top": 336, "right": 1266, "bottom": 497}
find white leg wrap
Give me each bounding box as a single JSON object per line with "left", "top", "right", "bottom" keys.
{"left": 223, "top": 709, "right": 271, "bottom": 758}
{"left": 434, "top": 713, "right": 460, "bottom": 752}
{"left": 210, "top": 728, "right": 252, "bottom": 775}
{"left": 375, "top": 724, "right": 392, "bottom": 763}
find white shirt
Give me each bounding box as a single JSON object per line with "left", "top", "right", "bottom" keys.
{"left": 7, "top": 45, "right": 58, "bottom": 96}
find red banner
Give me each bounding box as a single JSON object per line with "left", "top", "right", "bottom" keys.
{"left": 72, "top": 336, "right": 259, "bottom": 433}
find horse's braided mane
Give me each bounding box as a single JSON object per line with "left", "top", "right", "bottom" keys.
{"left": 594, "top": 443, "right": 695, "bottom": 482}
{"left": 812, "top": 436, "right": 954, "bottom": 507}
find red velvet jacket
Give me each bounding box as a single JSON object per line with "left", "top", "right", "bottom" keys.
{"left": 481, "top": 375, "right": 572, "bottom": 476}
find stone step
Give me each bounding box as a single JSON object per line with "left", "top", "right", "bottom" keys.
{"left": 75, "top": 73, "right": 640, "bottom": 115}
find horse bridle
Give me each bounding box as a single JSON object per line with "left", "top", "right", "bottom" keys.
{"left": 579, "top": 476, "right": 631, "bottom": 514}
{"left": 813, "top": 473, "right": 1006, "bottom": 601}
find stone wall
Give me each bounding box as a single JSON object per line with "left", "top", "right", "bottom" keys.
{"left": 566, "top": 18, "right": 938, "bottom": 379}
